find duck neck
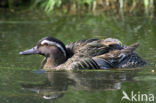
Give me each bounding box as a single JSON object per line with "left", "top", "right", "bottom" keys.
{"left": 41, "top": 51, "right": 67, "bottom": 69}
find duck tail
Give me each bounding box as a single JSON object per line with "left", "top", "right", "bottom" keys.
{"left": 121, "top": 42, "right": 139, "bottom": 54}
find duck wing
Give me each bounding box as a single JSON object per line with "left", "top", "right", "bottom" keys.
{"left": 93, "top": 43, "right": 145, "bottom": 68}
{"left": 66, "top": 38, "right": 99, "bottom": 57}
{"left": 54, "top": 43, "right": 145, "bottom": 70}
{"left": 95, "top": 43, "right": 139, "bottom": 60}
{"left": 66, "top": 38, "right": 124, "bottom": 58}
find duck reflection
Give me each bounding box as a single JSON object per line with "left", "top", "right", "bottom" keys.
{"left": 21, "top": 70, "right": 136, "bottom": 100}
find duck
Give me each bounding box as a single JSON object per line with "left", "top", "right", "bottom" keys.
{"left": 19, "top": 37, "right": 146, "bottom": 71}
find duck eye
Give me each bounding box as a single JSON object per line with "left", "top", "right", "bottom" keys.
{"left": 44, "top": 43, "right": 49, "bottom": 46}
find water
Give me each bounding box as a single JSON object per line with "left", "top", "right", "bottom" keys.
{"left": 0, "top": 11, "right": 156, "bottom": 103}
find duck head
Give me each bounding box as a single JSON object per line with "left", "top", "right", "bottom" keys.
{"left": 19, "top": 37, "right": 68, "bottom": 68}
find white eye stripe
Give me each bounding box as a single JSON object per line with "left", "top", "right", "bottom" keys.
{"left": 41, "top": 40, "right": 66, "bottom": 58}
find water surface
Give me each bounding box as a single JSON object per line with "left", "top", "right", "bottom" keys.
{"left": 0, "top": 12, "right": 156, "bottom": 103}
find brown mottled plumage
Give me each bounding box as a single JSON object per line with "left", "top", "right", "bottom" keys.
{"left": 96, "top": 43, "right": 139, "bottom": 59}
{"left": 19, "top": 37, "right": 146, "bottom": 70}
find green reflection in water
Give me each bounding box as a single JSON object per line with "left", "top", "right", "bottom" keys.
{"left": 0, "top": 11, "right": 156, "bottom": 103}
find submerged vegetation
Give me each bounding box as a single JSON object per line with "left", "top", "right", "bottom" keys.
{"left": 0, "top": 0, "right": 155, "bottom": 16}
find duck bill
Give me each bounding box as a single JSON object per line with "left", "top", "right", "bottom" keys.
{"left": 19, "top": 46, "right": 39, "bottom": 55}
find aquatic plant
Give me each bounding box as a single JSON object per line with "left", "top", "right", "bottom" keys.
{"left": 0, "top": 0, "right": 155, "bottom": 16}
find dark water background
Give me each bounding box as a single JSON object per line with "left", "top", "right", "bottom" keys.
{"left": 0, "top": 11, "right": 156, "bottom": 103}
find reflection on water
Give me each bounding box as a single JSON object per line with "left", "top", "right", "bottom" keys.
{"left": 21, "top": 71, "right": 136, "bottom": 100}
{"left": 0, "top": 11, "right": 156, "bottom": 103}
